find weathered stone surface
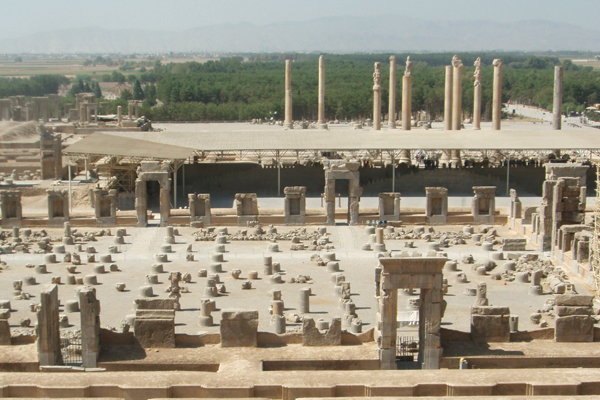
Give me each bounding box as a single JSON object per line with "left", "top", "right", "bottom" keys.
{"left": 0, "top": 320, "right": 10, "bottom": 345}
{"left": 134, "top": 298, "right": 176, "bottom": 310}
{"left": 501, "top": 238, "right": 527, "bottom": 251}
{"left": 471, "top": 314, "right": 510, "bottom": 342}
{"left": 302, "top": 317, "right": 342, "bottom": 346}
{"left": 555, "top": 315, "right": 594, "bottom": 342}
{"left": 555, "top": 306, "right": 594, "bottom": 317}
{"left": 37, "top": 284, "right": 62, "bottom": 365}
{"left": 133, "top": 318, "right": 175, "bottom": 348}
{"left": 220, "top": 309, "right": 258, "bottom": 347}
{"left": 470, "top": 306, "right": 510, "bottom": 316}
{"left": 555, "top": 295, "right": 594, "bottom": 307}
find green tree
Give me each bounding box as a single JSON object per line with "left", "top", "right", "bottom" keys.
{"left": 144, "top": 84, "right": 157, "bottom": 107}
{"left": 93, "top": 81, "right": 102, "bottom": 99}
{"left": 132, "top": 79, "right": 144, "bottom": 100}
{"left": 120, "top": 89, "right": 133, "bottom": 101}
{"left": 111, "top": 71, "right": 126, "bottom": 84}
{"left": 14, "top": 56, "right": 22, "bottom": 63}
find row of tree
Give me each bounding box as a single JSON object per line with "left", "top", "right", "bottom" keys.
{"left": 142, "top": 55, "right": 599, "bottom": 121}
{"left": 2, "top": 53, "right": 599, "bottom": 122}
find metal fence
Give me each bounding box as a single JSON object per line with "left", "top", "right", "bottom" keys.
{"left": 396, "top": 335, "right": 419, "bottom": 369}
{"left": 60, "top": 335, "right": 82, "bottom": 366}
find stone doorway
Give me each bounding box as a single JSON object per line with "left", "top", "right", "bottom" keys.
{"left": 323, "top": 160, "right": 362, "bottom": 226}
{"left": 376, "top": 257, "right": 446, "bottom": 370}
{"left": 135, "top": 161, "right": 171, "bottom": 227}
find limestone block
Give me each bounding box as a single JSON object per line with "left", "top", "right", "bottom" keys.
{"left": 135, "top": 298, "right": 176, "bottom": 310}
{"left": 0, "top": 320, "right": 11, "bottom": 345}
{"left": 220, "top": 309, "right": 259, "bottom": 347}
{"left": 471, "top": 314, "right": 510, "bottom": 342}
{"left": 555, "top": 295, "right": 594, "bottom": 307}
{"left": 134, "top": 318, "right": 175, "bottom": 348}
{"left": 302, "top": 317, "right": 342, "bottom": 346}
{"left": 501, "top": 238, "right": 527, "bottom": 251}
{"left": 556, "top": 306, "right": 594, "bottom": 317}
{"left": 555, "top": 315, "right": 594, "bottom": 342}
{"left": 471, "top": 306, "right": 510, "bottom": 315}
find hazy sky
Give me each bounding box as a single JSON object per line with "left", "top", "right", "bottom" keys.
{"left": 1, "top": 0, "right": 597, "bottom": 40}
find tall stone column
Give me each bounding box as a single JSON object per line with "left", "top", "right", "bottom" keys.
{"left": 159, "top": 182, "right": 170, "bottom": 227}
{"left": 444, "top": 66, "right": 453, "bottom": 131}
{"left": 388, "top": 56, "right": 397, "bottom": 129}
{"left": 553, "top": 66, "right": 563, "bottom": 130}
{"left": 402, "top": 56, "right": 413, "bottom": 131}
{"left": 373, "top": 62, "right": 382, "bottom": 130}
{"left": 37, "top": 284, "right": 62, "bottom": 366}
{"left": 378, "top": 287, "right": 398, "bottom": 369}
{"left": 451, "top": 55, "right": 463, "bottom": 131}
{"left": 117, "top": 105, "right": 122, "bottom": 126}
{"left": 492, "top": 59, "right": 503, "bottom": 130}
{"left": 317, "top": 55, "right": 326, "bottom": 129}
{"left": 284, "top": 59, "right": 293, "bottom": 129}
{"left": 473, "top": 57, "right": 482, "bottom": 130}
{"left": 135, "top": 179, "right": 147, "bottom": 227}
{"left": 79, "top": 288, "right": 100, "bottom": 368}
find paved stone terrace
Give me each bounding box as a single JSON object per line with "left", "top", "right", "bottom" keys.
{"left": 0, "top": 223, "right": 594, "bottom": 336}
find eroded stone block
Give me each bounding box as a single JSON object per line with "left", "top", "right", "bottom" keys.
{"left": 220, "top": 309, "right": 258, "bottom": 347}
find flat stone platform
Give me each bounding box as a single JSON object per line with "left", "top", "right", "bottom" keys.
{"left": 98, "top": 125, "right": 600, "bottom": 151}
{"left": 1, "top": 368, "right": 600, "bottom": 399}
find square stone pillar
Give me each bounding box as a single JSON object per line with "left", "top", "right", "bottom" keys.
{"left": 471, "top": 186, "right": 496, "bottom": 224}
{"left": 79, "top": 288, "right": 101, "bottom": 368}
{"left": 93, "top": 188, "right": 117, "bottom": 226}
{"left": 0, "top": 190, "right": 23, "bottom": 228}
{"left": 189, "top": 193, "right": 211, "bottom": 226}
{"left": 510, "top": 189, "right": 522, "bottom": 219}
{"left": 378, "top": 284, "right": 398, "bottom": 370}
{"left": 425, "top": 187, "right": 448, "bottom": 225}
{"left": 159, "top": 184, "right": 171, "bottom": 227}
{"left": 135, "top": 178, "right": 147, "bottom": 227}
{"left": 284, "top": 186, "right": 306, "bottom": 225}
{"left": 419, "top": 287, "right": 443, "bottom": 369}
{"left": 348, "top": 177, "right": 362, "bottom": 226}
{"left": 234, "top": 193, "right": 258, "bottom": 226}
{"left": 378, "top": 192, "right": 401, "bottom": 221}
{"left": 324, "top": 178, "right": 336, "bottom": 226}
{"left": 37, "top": 284, "right": 62, "bottom": 366}
{"left": 47, "top": 189, "right": 69, "bottom": 227}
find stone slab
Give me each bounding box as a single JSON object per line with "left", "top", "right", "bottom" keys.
{"left": 555, "top": 315, "right": 594, "bottom": 342}
{"left": 133, "top": 318, "right": 175, "bottom": 348}
{"left": 220, "top": 309, "right": 258, "bottom": 347}
{"left": 555, "top": 295, "right": 594, "bottom": 307}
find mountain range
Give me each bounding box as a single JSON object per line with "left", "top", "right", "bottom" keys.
{"left": 1, "top": 16, "right": 598, "bottom": 53}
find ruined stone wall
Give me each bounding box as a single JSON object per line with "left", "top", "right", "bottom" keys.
{"left": 179, "top": 163, "right": 585, "bottom": 199}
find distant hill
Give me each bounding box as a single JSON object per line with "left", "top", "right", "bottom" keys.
{"left": 1, "top": 16, "right": 599, "bottom": 53}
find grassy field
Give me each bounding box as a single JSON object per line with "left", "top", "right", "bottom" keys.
{"left": 0, "top": 56, "right": 220, "bottom": 78}
{"left": 571, "top": 59, "right": 600, "bottom": 70}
